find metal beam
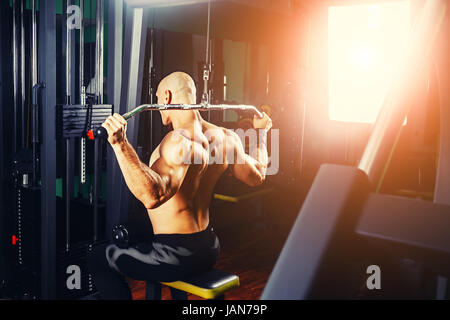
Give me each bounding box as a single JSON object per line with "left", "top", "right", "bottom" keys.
{"left": 20, "top": 0, "right": 26, "bottom": 148}
{"left": 432, "top": 5, "right": 450, "bottom": 299}
{"left": 434, "top": 9, "right": 450, "bottom": 206}
{"left": 358, "top": 0, "right": 446, "bottom": 188}
{"left": 39, "top": 0, "right": 57, "bottom": 299}
{"left": 0, "top": 0, "right": 9, "bottom": 288}
{"left": 120, "top": 7, "right": 148, "bottom": 115}
{"left": 106, "top": 0, "right": 124, "bottom": 239}
{"left": 116, "top": 5, "right": 148, "bottom": 223}
{"left": 95, "top": 0, "right": 105, "bottom": 103}
{"left": 12, "top": 0, "right": 19, "bottom": 154}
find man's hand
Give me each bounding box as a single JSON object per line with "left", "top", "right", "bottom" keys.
{"left": 253, "top": 112, "right": 272, "bottom": 132}
{"left": 101, "top": 113, "right": 127, "bottom": 146}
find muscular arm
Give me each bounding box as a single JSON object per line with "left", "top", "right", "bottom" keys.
{"left": 227, "top": 130, "right": 269, "bottom": 187}
{"left": 227, "top": 112, "right": 272, "bottom": 187}
{"left": 111, "top": 139, "right": 175, "bottom": 209}
{"left": 103, "top": 114, "right": 206, "bottom": 209}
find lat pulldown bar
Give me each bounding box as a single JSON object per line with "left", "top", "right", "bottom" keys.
{"left": 95, "top": 103, "right": 264, "bottom": 139}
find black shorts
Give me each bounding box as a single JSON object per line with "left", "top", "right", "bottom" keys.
{"left": 87, "top": 224, "right": 220, "bottom": 299}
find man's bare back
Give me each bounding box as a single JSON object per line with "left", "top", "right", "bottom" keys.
{"left": 147, "top": 120, "right": 240, "bottom": 234}
{"left": 101, "top": 72, "right": 272, "bottom": 236}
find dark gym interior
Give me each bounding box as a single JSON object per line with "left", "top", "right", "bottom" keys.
{"left": 0, "top": 0, "right": 450, "bottom": 301}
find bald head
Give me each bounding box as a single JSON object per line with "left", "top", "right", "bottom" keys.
{"left": 156, "top": 72, "right": 199, "bottom": 126}
{"left": 156, "top": 72, "right": 197, "bottom": 105}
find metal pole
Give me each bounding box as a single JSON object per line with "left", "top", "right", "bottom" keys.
{"left": 205, "top": 0, "right": 211, "bottom": 65}
{"left": 95, "top": 0, "right": 104, "bottom": 104}
{"left": 93, "top": 139, "right": 100, "bottom": 242}
{"left": 149, "top": 27, "right": 155, "bottom": 150}
{"left": 100, "top": 0, "right": 104, "bottom": 103}
{"left": 64, "top": 0, "right": 72, "bottom": 251}
{"left": 106, "top": 0, "right": 124, "bottom": 241}
{"left": 80, "top": 0, "right": 86, "bottom": 186}
{"left": 358, "top": 0, "right": 446, "bottom": 188}
{"left": 0, "top": 0, "right": 8, "bottom": 289}
{"left": 21, "top": 0, "right": 26, "bottom": 149}
{"left": 32, "top": 0, "right": 38, "bottom": 87}
{"left": 39, "top": 0, "right": 57, "bottom": 299}
{"left": 80, "top": 0, "right": 85, "bottom": 104}
{"left": 202, "top": 0, "right": 211, "bottom": 105}
{"left": 93, "top": 0, "right": 105, "bottom": 242}
{"left": 117, "top": 6, "right": 148, "bottom": 224}
{"left": 32, "top": 83, "right": 44, "bottom": 187}
{"left": 95, "top": 0, "right": 100, "bottom": 102}
{"left": 12, "top": 0, "right": 19, "bottom": 153}
{"left": 66, "top": 0, "right": 72, "bottom": 105}
{"left": 208, "top": 38, "right": 212, "bottom": 121}
{"left": 65, "top": 139, "right": 71, "bottom": 251}
{"left": 31, "top": 0, "right": 39, "bottom": 187}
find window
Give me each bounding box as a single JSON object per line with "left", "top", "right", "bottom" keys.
{"left": 328, "top": 1, "right": 410, "bottom": 123}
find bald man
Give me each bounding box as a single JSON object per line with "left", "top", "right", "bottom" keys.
{"left": 87, "top": 72, "right": 272, "bottom": 299}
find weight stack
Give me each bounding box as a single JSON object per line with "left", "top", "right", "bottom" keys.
{"left": 56, "top": 240, "right": 108, "bottom": 300}
{"left": 56, "top": 104, "right": 113, "bottom": 139}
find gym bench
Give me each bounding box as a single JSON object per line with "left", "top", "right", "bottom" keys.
{"left": 146, "top": 269, "right": 240, "bottom": 300}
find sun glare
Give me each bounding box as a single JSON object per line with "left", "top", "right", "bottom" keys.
{"left": 328, "top": 1, "right": 410, "bottom": 123}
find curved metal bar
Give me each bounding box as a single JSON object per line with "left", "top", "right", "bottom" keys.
{"left": 96, "top": 104, "right": 263, "bottom": 139}
{"left": 122, "top": 104, "right": 263, "bottom": 120}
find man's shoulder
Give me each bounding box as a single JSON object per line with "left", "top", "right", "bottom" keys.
{"left": 202, "top": 122, "right": 234, "bottom": 138}
{"left": 160, "top": 130, "right": 208, "bottom": 166}
{"left": 162, "top": 129, "right": 192, "bottom": 146}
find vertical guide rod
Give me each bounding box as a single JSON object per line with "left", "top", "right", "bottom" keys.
{"left": 66, "top": 0, "right": 72, "bottom": 105}
{"left": 12, "top": 0, "right": 18, "bottom": 153}
{"left": 65, "top": 0, "right": 72, "bottom": 251}
{"left": 93, "top": 139, "right": 100, "bottom": 242}
{"left": 80, "top": 0, "right": 86, "bottom": 185}
{"left": 93, "top": 0, "right": 105, "bottom": 242}
{"left": 106, "top": 0, "right": 124, "bottom": 240}
{"left": 65, "top": 139, "right": 71, "bottom": 251}
{"left": 95, "top": 0, "right": 100, "bottom": 103}
{"left": 80, "top": 0, "right": 85, "bottom": 104}
{"left": 96, "top": 0, "right": 104, "bottom": 104}
{"left": 100, "top": 0, "right": 105, "bottom": 104}
{"left": 39, "top": 0, "right": 57, "bottom": 299}
{"left": 149, "top": 27, "right": 155, "bottom": 150}
{"left": 21, "top": 0, "right": 26, "bottom": 148}
{"left": 32, "top": 0, "right": 37, "bottom": 87}
{"left": 31, "top": 0, "right": 39, "bottom": 187}
{"left": 202, "top": 0, "right": 211, "bottom": 105}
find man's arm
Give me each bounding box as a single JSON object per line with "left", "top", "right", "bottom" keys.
{"left": 110, "top": 138, "right": 173, "bottom": 209}
{"left": 102, "top": 114, "right": 204, "bottom": 209}
{"left": 228, "top": 112, "right": 272, "bottom": 187}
